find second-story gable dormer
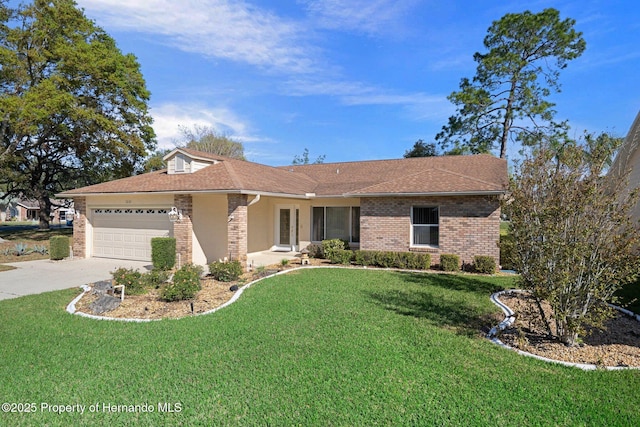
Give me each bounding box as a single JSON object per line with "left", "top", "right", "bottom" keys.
{"left": 163, "top": 149, "right": 218, "bottom": 174}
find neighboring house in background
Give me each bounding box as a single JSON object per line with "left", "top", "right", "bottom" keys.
{"left": 608, "top": 110, "right": 640, "bottom": 224}
{"left": 58, "top": 148, "right": 508, "bottom": 267}
{"left": 2, "top": 198, "right": 74, "bottom": 223}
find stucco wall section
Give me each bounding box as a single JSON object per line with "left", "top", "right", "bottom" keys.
{"left": 72, "top": 197, "right": 87, "bottom": 258}
{"left": 173, "top": 195, "right": 193, "bottom": 266}
{"left": 360, "top": 196, "right": 501, "bottom": 265}
{"left": 227, "top": 194, "right": 248, "bottom": 265}
{"left": 192, "top": 194, "right": 228, "bottom": 264}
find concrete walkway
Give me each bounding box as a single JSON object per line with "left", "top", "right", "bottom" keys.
{"left": 0, "top": 258, "right": 150, "bottom": 301}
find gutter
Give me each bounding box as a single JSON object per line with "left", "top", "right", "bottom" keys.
{"left": 58, "top": 189, "right": 507, "bottom": 200}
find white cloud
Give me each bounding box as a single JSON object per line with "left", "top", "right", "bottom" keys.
{"left": 301, "top": 0, "right": 419, "bottom": 36}
{"left": 150, "top": 103, "right": 259, "bottom": 149}
{"left": 76, "top": 0, "right": 316, "bottom": 73}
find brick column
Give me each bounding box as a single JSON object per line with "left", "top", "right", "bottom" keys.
{"left": 227, "top": 194, "right": 248, "bottom": 267}
{"left": 173, "top": 195, "right": 193, "bottom": 267}
{"left": 72, "top": 197, "right": 87, "bottom": 258}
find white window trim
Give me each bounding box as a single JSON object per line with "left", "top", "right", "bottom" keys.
{"left": 410, "top": 206, "right": 439, "bottom": 248}
{"left": 175, "top": 155, "right": 185, "bottom": 172}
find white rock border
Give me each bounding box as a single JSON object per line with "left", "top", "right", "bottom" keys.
{"left": 487, "top": 289, "right": 640, "bottom": 371}
{"left": 66, "top": 266, "right": 339, "bottom": 322}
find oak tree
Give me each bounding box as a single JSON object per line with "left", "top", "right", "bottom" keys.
{"left": 0, "top": 0, "right": 155, "bottom": 228}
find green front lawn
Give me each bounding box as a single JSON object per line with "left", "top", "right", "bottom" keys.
{"left": 0, "top": 269, "right": 638, "bottom": 426}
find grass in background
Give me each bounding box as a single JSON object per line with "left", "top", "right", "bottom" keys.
{"left": 0, "top": 268, "right": 638, "bottom": 426}
{"left": 0, "top": 225, "right": 72, "bottom": 264}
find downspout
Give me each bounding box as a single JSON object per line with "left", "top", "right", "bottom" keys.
{"left": 248, "top": 194, "right": 261, "bottom": 207}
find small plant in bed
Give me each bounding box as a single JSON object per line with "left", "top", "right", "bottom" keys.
{"left": 160, "top": 264, "right": 203, "bottom": 302}
{"left": 112, "top": 267, "right": 147, "bottom": 295}
{"left": 209, "top": 260, "right": 243, "bottom": 282}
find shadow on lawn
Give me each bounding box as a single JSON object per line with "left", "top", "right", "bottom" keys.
{"left": 392, "top": 271, "right": 505, "bottom": 296}
{"left": 365, "top": 273, "right": 505, "bottom": 337}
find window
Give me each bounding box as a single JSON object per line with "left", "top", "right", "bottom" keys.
{"left": 175, "top": 155, "right": 185, "bottom": 172}
{"left": 411, "top": 206, "right": 439, "bottom": 247}
{"left": 312, "top": 206, "right": 360, "bottom": 243}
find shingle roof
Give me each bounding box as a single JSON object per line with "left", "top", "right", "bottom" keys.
{"left": 59, "top": 151, "right": 508, "bottom": 197}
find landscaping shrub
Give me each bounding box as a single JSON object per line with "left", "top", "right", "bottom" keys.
{"left": 440, "top": 254, "right": 460, "bottom": 272}
{"left": 49, "top": 236, "right": 70, "bottom": 260}
{"left": 354, "top": 250, "right": 377, "bottom": 266}
{"left": 352, "top": 250, "right": 430, "bottom": 270}
{"left": 151, "top": 237, "right": 176, "bottom": 270}
{"left": 209, "top": 260, "right": 243, "bottom": 282}
{"left": 143, "top": 269, "right": 171, "bottom": 289}
{"left": 404, "top": 252, "right": 429, "bottom": 270}
{"left": 160, "top": 264, "right": 203, "bottom": 301}
{"left": 327, "top": 249, "right": 353, "bottom": 265}
{"left": 31, "top": 244, "right": 48, "bottom": 255}
{"left": 499, "top": 234, "right": 516, "bottom": 271}
{"left": 305, "top": 243, "right": 323, "bottom": 258}
{"left": 322, "top": 239, "right": 349, "bottom": 261}
{"left": 473, "top": 255, "right": 497, "bottom": 274}
{"left": 112, "top": 267, "right": 146, "bottom": 295}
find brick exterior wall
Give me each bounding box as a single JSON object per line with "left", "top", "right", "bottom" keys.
{"left": 227, "top": 194, "right": 248, "bottom": 266}
{"left": 72, "top": 197, "right": 86, "bottom": 258}
{"left": 173, "top": 195, "right": 193, "bottom": 266}
{"left": 360, "top": 195, "right": 501, "bottom": 266}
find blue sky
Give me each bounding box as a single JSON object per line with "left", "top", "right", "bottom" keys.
{"left": 70, "top": 0, "right": 640, "bottom": 165}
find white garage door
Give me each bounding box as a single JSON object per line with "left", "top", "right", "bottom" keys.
{"left": 92, "top": 208, "right": 171, "bottom": 261}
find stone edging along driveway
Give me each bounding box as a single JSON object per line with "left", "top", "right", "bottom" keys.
{"left": 487, "top": 290, "right": 640, "bottom": 371}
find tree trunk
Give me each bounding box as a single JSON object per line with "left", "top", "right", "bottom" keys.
{"left": 37, "top": 195, "right": 51, "bottom": 230}
{"left": 557, "top": 320, "right": 578, "bottom": 346}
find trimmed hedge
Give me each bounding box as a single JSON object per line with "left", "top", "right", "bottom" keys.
{"left": 49, "top": 236, "right": 70, "bottom": 260}
{"left": 352, "top": 250, "right": 431, "bottom": 270}
{"left": 209, "top": 260, "right": 243, "bottom": 282}
{"left": 160, "top": 264, "right": 203, "bottom": 301}
{"left": 328, "top": 249, "right": 353, "bottom": 265}
{"left": 151, "top": 237, "right": 176, "bottom": 270}
{"left": 440, "top": 254, "right": 460, "bottom": 272}
{"left": 473, "top": 256, "right": 497, "bottom": 274}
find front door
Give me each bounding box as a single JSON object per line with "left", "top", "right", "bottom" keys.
{"left": 275, "top": 205, "right": 298, "bottom": 251}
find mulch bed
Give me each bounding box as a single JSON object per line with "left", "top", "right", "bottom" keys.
{"left": 496, "top": 292, "right": 640, "bottom": 368}
{"left": 74, "top": 258, "right": 326, "bottom": 320}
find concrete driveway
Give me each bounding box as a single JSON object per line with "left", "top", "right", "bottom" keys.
{"left": 0, "top": 258, "right": 150, "bottom": 301}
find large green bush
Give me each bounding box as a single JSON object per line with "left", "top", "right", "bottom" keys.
{"left": 473, "top": 256, "right": 496, "bottom": 274}
{"left": 49, "top": 236, "right": 70, "bottom": 260}
{"left": 151, "top": 237, "right": 176, "bottom": 270}
{"left": 160, "top": 264, "right": 203, "bottom": 301}
{"left": 440, "top": 254, "right": 460, "bottom": 272}
{"left": 209, "top": 260, "right": 243, "bottom": 282}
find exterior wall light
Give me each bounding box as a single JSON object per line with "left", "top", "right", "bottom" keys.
{"left": 168, "top": 206, "right": 183, "bottom": 222}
